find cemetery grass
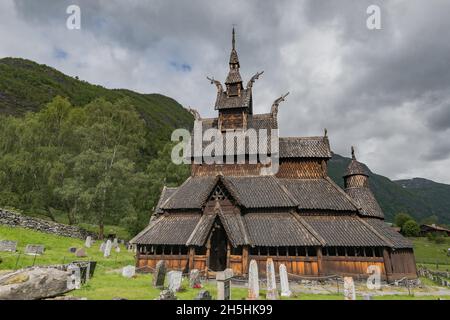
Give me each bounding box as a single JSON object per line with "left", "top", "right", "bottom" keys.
{"left": 2, "top": 225, "right": 450, "bottom": 300}
{"left": 412, "top": 237, "right": 450, "bottom": 270}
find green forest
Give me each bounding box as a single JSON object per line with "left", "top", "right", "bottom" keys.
{"left": 0, "top": 97, "right": 189, "bottom": 238}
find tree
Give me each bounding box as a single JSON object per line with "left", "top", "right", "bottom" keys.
{"left": 402, "top": 220, "right": 420, "bottom": 237}
{"left": 395, "top": 213, "right": 413, "bottom": 229}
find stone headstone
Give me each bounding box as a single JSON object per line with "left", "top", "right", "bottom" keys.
{"left": 67, "top": 264, "right": 82, "bottom": 290}
{"left": 194, "top": 290, "right": 212, "bottom": 300}
{"left": 115, "top": 246, "right": 121, "bottom": 253}
{"left": 189, "top": 269, "right": 201, "bottom": 288}
{"left": 75, "top": 248, "right": 87, "bottom": 257}
{"left": 122, "top": 265, "right": 136, "bottom": 278}
{"left": 99, "top": 242, "right": 106, "bottom": 253}
{"left": 153, "top": 260, "right": 167, "bottom": 288}
{"left": 167, "top": 270, "right": 183, "bottom": 292}
{"left": 85, "top": 236, "right": 92, "bottom": 248}
{"left": 216, "top": 268, "right": 233, "bottom": 300}
{"left": 25, "top": 244, "right": 45, "bottom": 255}
{"left": 247, "top": 259, "right": 259, "bottom": 300}
{"left": 344, "top": 277, "right": 356, "bottom": 301}
{"left": 155, "top": 289, "right": 177, "bottom": 300}
{"left": 265, "top": 258, "right": 278, "bottom": 300}
{"left": 113, "top": 238, "right": 118, "bottom": 248}
{"left": 279, "top": 264, "right": 292, "bottom": 297}
{"left": 103, "top": 240, "right": 112, "bottom": 258}
{"left": 68, "top": 247, "right": 77, "bottom": 253}
{"left": 0, "top": 240, "right": 17, "bottom": 252}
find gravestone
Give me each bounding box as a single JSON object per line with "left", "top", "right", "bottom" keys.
{"left": 265, "top": 258, "right": 278, "bottom": 300}
{"left": 113, "top": 238, "right": 118, "bottom": 248}
{"left": 68, "top": 247, "right": 77, "bottom": 253}
{"left": 153, "top": 260, "right": 167, "bottom": 288}
{"left": 167, "top": 270, "right": 183, "bottom": 292}
{"left": 194, "top": 290, "right": 212, "bottom": 300}
{"left": 25, "top": 244, "right": 45, "bottom": 255}
{"left": 189, "top": 269, "right": 201, "bottom": 288}
{"left": 247, "top": 259, "right": 259, "bottom": 300}
{"left": 103, "top": 240, "right": 112, "bottom": 258}
{"left": 115, "top": 246, "right": 121, "bottom": 253}
{"left": 216, "top": 268, "right": 233, "bottom": 300}
{"left": 279, "top": 264, "right": 292, "bottom": 297}
{"left": 0, "top": 240, "right": 17, "bottom": 252}
{"left": 75, "top": 248, "right": 87, "bottom": 257}
{"left": 85, "top": 236, "right": 92, "bottom": 248}
{"left": 67, "top": 264, "right": 81, "bottom": 290}
{"left": 122, "top": 265, "right": 136, "bottom": 278}
{"left": 344, "top": 277, "right": 356, "bottom": 300}
{"left": 99, "top": 242, "right": 106, "bottom": 253}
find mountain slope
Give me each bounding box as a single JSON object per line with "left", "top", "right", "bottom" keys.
{"left": 328, "top": 154, "right": 449, "bottom": 224}
{"left": 0, "top": 57, "right": 193, "bottom": 155}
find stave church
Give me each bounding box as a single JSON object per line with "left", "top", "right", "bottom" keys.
{"left": 131, "top": 29, "right": 417, "bottom": 282}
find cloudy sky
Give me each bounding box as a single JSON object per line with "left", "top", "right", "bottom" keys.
{"left": 1, "top": 0, "right": 450, "bottom": 183}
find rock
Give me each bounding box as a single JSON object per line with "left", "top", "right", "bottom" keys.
{"left": 194, "top": 290, "right": 212, "bottom": 300}
{"left": 155, "top": 289, "right": 177, "bottom": 300}
{"left": 0, "top": 267, "right": 74, "bottom": 300}
{"left": 68, "top": 247, "right": 77, "bottom": 253}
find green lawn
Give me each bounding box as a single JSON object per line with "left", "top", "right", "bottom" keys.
{"left": 412, "top": 237, "right": 450, "bottom": 269}
{"left": 1, "top": 226, "right": 450, "bottom": 300}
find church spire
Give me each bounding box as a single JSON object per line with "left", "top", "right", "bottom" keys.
{"left": 226, "top": 27, "right": 242, "bottom": 91}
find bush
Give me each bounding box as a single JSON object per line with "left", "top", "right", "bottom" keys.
{"left": 402, "top": 220, "right": 420, "bottom": 237}
{"left": 395, "top": 213, "right": 413, "bottom": 229}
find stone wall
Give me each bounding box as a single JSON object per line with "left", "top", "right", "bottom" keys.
{"left": 0, "top": 209, "right": 96, "bottom": 239}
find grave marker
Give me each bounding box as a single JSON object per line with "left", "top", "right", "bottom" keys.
{"left": 0, "top": 240, "right": 17, "bottom": 252}
{"left": 279, "top": 264, "right": 292, "bottom": 297}
{"left": 266, "top": 258, "right": 278, "bottom": 300}
{"left": 189, "top": 269, "right": 201, "bottom": 288}
{"left": 25, "top": 244, "right": 45, "bottom": 255}
{"left": 247, "top": 259, "right": 259, "bottom": 300}
{"left": 103, "top": 240, "right": 112, "bottom": 258}
{"left": 85, "top": 236, "right": 92, "bottom": 248}
{"left": 153, "top": 260, "right": 167, "bottom": 288}
{"left": 122, "top": 265, "right": 136, "bottom": 278}
{"left": 216, "top": 268, "right": 233, "bottom": 300}
{"left": 344, "top": 277, "right": 356, "bottom": 300}
{"left": 167, "top": 270, "right": 183, "bottom": 292}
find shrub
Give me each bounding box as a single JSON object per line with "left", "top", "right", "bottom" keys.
{"left": 395, "top": 213, "right": 413, "bottom": 229}
{"left": 402, "top": 220, "right": 420, "bottom": 237}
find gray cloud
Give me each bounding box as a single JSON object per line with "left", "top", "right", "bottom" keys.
{"left": 2, "top": 0, "right": 450, "bottom": 183}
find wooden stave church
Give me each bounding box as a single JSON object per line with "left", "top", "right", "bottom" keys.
{"left": 131, "top": 29, "right": 417, "bottom": 282}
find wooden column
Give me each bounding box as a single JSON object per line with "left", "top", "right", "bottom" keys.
{"left": 316, "top": 247, "right": 323, "bottom": 276}
{"left": 205, "top": 238, "right": 211, "bottom": 277}
{"left": 242, "top": 246, "right": 249, "bottom": 276}
{"left": 188, "top": 247, "right": 195, "bottom": 271}
{"left": 383, "top": 248, "right": 393, "bottom": 283}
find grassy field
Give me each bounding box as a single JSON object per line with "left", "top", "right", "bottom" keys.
{"left": 412, "top": 237, "right": 450, "bottom": 269}
{"left": 1, "top": 225, "right": 450, "bottom": 300}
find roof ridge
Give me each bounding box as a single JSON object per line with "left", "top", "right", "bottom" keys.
{"left": 273, "top": 177, "right": 299, "bottom": 207}
{"left": 160, "top": 176, "right": 193, "bottom": 209}
{"left": 292, "top": 213, "right": 327, "bottom": 246}
{"left": 324, "top": 176, "right": 361, "bottom": 212}
{"left": 186, "top": 212, "right": 215, "bottom": 246}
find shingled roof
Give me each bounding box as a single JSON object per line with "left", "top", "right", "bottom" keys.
{"left": 279, "top": 137, "right": 331, "bottom": 158}
{"left": 301, "top": 215, "right": 389, "bottom": 247}
{"left": 364, "top": 219, "right": 413, "bottom": 249}
{"left": 214, "top": 88, "right": 251, "bottom": 110}
{"left": 345, "top": 187, "right": 384, "bottom": 219}
{"left": 154, "top": 187, "right": 178, "bottom": 214}
{"left": 244, "top": 212, "right": 322, "bottom": 246}
{"left": 160, "top": 175, "right": 359, "bottom": 212}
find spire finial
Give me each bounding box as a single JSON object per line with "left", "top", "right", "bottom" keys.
{"left": 351, "top": 146, "right": 356, "bottom": 160}
{"left": 232, "top": 26, "right": 236, "bottom": 50}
